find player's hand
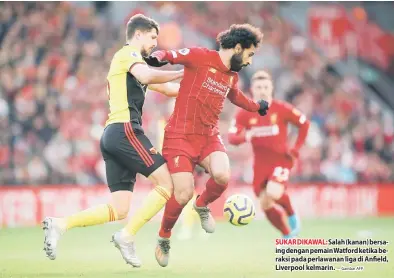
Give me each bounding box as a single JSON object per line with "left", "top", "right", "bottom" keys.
{"left": 143, "top": 50, "right": 169, "bottom": 67}
{"left": 257, "top": 99, "right": 269, "bottom": 116}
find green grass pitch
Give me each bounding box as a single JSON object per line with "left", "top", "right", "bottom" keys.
{"left": 1, "top": 217, "right": 393, "bottom": 278}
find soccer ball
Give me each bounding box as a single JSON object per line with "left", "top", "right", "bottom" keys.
{"left": 223, "top": 194, "right": 256, "bottom": 226}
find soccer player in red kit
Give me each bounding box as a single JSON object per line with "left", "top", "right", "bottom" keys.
{"left": 228, "top": 70, "right": 310, "bottom": 239}
{"left": 144, "top": 24, "right": 269, "bottom": 267}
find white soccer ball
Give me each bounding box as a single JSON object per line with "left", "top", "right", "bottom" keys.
{"left": 223, "top": 194, "right": 256, "bottom": 226}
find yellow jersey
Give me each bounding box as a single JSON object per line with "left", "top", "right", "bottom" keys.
{"left": 105, "top": 44, "right": 148, "bottom": 128}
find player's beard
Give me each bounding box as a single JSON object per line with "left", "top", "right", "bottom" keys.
{"left": 230, "top": 52, "right": 246, "bottom": 72}
{"left": 141, "top": 45, "right": 154, "bottom": 57}
{"left": 141, "top": 47, "right": 149, "bottom": 57}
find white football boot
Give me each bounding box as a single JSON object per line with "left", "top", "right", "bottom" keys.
{"left": 42, "top": 217, "right": 66, "bottom": 260}
{"left": 155, "top": 237, "right": 171, "bottom": 267}
{"left": 193, "top": 199, "right": 215, "bottom": 233}
{"left": 111, "top": 231, "right": 141, "bottom": 267}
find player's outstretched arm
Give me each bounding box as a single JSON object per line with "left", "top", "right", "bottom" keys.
{"left": 130, "top": 64, "right": 183, "bottom": 85}
{"left": 148, "top": 83, "right": 180, "bottom": 97}
{"left": 284, "top": 104, "right": 310, "bottom": 158}
{"left": 227, "top": 87, "right": 269, "bottom": 116}
{"left": 144, "top": 48, "right": 205, "bottom": 67}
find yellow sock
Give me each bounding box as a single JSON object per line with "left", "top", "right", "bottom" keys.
{"left": 183, "top": 194, "right": 198, "bottom": 229}
{"left": 124, "top": 186, "right": 171, "bottom": 236}
{"left": 64, "top": 204, "right": 118, "bottom": 230}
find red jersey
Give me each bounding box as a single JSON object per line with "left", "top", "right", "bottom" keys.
{"left": 163, "top": 47, "right": 260, "bottom": 136}
{"left": 228, "top": 100, "right": 310, "bottom": 159}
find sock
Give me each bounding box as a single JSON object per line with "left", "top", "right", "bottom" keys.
{"left": 64, "top": 204, "right": 118, "bottom": 230}
{"left": 264, "top": 206, "right": 291, "bottom": 236}
{"left": 124, "top": 186, "right": 171, "bottom": 236}
{"left": 196, "top": 178, "right": 227, "bottom": 207}
{"left": 276, "top": 192, "right": 295, "bottom": 216}
{"left": 159, "top": 195, "right": 185, "bottom": 238}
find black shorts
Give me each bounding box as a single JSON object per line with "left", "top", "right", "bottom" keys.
{"left": 100, "top": 122, "right": 166, "bottom": 192}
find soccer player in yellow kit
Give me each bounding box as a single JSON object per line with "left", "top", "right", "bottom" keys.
{"left": 42, "top": 14, "right": 183, "bottom": 267}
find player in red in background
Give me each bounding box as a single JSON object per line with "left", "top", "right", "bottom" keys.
{"left": 144, "top": 24, "right": 270, "bottom": 267}
{"left": 228, "top": 70, "right": 310, "bottom": 239}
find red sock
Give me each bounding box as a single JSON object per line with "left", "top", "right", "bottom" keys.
{"left": 196, "top": 178, "right": 227, "bottom": 207}
{"left": 276, "top": 192, "right": 294, "bottom": 216}
{"left": 264, "top": 206, "right": 291, "bottom": 236}
{"left": 159, "top": 195, "right": 185, "bottom": 238}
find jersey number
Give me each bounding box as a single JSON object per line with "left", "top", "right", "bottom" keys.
{"left": 272, "top": 167, "right": 290, "bottom": 183}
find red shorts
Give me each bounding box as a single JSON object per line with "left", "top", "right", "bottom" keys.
{"left": 252, "top": 156, "right": 293, "bottom": 197}
{"left": 162, "top": 132, "right": 226, "bottom": 173}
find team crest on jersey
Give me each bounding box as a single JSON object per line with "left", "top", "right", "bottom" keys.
{"left": 174, "top": 156, "right": 180, "bottom": 168}
{"left": 249, "top": 118, "right": 258, "bottom": 125}
{"left": 179, "top": 48, "right": 190, "bottom": 55}
{"left": 209, "top": 67, "right": 217, "bottom": 73}
{"left": 270, "top": 113, "right": 277, "bottom": 124}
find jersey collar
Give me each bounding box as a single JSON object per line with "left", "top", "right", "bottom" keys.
{"left": 215, "top": 51, "right": 234, "bottom": 73}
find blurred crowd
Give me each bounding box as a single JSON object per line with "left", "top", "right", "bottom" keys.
{"left": 0, "top": 2, "right": 393, "bottom": 186}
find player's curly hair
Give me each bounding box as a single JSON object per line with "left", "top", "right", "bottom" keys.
{"left": 217, "top": 24, "right": 263, "bottom": 50}
{"left": 126, "top": 14, "right": 160, "bottom": 40}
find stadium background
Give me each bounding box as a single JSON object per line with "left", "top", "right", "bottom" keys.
{"left": 0, "top": 2, "right": 394, "bottom": 278}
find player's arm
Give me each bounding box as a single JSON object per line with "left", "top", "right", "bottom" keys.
{"left": 148, "top": 83, "right": 180, "bottom": 97}
{"left": 284, "top": 103, "right": 310, "bottom": 157}
{"left": 228, "top": 110, "right": 249, "bottom": 145}
{"left": 144, "top": 47, "right": 206, "bottom": 67}
{"left": 130, "top": 64, "right": 183, "bottom": 85}
{"left": 227, "top": 84, "right": 269, "bottom": 116}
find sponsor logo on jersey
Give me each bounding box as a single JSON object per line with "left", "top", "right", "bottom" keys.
{"left": 209, "top": 67, "right": 217, "bottom": 73}
{"left": 202, "top": 77, "right": 230, "bottom": 97}
{"left": 130, "top": 52, "right": 139, "bottom": 58}
{"left": 249, "top": 125, "right": 279, "bottom": 137}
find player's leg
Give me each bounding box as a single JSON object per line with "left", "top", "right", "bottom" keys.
{"left": 61, "top": 163, "right": 134, "bottom": 230}
{"left": 267, "top": 165, "right": 299, "bottom": 237}
{"left": 275, "top": 190, "right": 300, "bottom": 236}
{"left": 155, "top": 170, "right": 194, "bottom": 267}
{"left": 42, "top": 125, "right": 134, "bottom": 260}
{"left": 154, "top": 134, "right": 197, "bottom": 267}
{"left": 194, "top": 149, "right": 230, "bottom": 233}
{"left": 196, "top": 135, "right": 229, "bottom": 206}
{"left": 109, "top": 123, "right": 173, "bottom": 267}
{"left": 158, "top": 160, "right": 195, "bottom": 238}
{"left": 121, "top": 163, "right": 172, "bottom": 238}
{"left": 192, "top": 135, "right": 229, "bottom": 232}
{"left": 260, "top": 181, "right": 292, "bottom": 238}
{"left": 197, "top": 151, "right": 230, "bottom": 205}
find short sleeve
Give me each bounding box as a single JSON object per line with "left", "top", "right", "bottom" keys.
{"left": 119, "top": 49, "right": 146, "bottom": 72}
